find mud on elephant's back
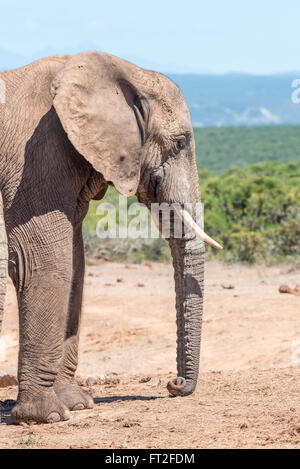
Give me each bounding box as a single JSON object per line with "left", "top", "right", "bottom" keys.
{"left": 0, "top": 194, "right": 7, "bottom": 333}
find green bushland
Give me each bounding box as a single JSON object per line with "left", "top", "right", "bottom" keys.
{"left": 194, "top": 126, "right": 300, "bottom": 173}
{"left": 199, "top": 161, "right": 300, "bottom": 264}
{"left": 83, "top": 126, "right": 300, "bottom": 264}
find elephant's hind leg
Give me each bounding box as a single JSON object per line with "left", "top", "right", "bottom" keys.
{"left": 54, "top": 226, "right": 94, "bottom": 411}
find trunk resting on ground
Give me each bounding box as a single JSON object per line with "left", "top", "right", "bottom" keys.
{"left": 167, "top": 236, "right": 205, "bottom": 396}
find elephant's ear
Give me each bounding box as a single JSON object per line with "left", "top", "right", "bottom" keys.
{"left": 51, "top": 52, "right": 147, "bottom": 196}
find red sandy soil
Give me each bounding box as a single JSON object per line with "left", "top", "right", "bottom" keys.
{"left": 0, "top": 261, "right": 299, "bottom": 449}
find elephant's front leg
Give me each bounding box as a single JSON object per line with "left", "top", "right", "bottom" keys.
{"left": 54, "top": 226, "right": 94, "bottom": 411}
{"left": 10, "top": 214, "right": 73, "bottom": 424}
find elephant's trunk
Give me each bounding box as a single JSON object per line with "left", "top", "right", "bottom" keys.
{"left": 167, "top": 236, "right": 205, "bottom": 396}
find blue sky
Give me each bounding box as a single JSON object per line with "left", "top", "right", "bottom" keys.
{"left": 0, "top": 0, "right": 299, "bottom": 74}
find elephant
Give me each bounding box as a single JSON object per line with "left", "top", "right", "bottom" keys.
{"left": 0, "top": 52, "right": 221, "bottom": 424}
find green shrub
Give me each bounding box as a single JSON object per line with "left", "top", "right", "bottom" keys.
{"left": 201, "top": 161, "right": 300, "bottom": 264}
{"left": 228, "top": 230, "right": 266, "bottom": 263}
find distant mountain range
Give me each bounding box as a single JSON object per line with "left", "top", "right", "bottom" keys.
{"left": 1, "top": 48, "right": 300, "bottom": 127}
{"left": 169, "top": 74, "right": 300, "bottom": 127}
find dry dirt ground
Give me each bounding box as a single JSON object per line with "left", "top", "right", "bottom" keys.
{"left": 0, "top": 260, "right": 299, "bottom": 449}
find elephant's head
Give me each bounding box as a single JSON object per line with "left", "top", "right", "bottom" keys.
{"left": 51, "top": 52, "right": 221, "bottom": 396}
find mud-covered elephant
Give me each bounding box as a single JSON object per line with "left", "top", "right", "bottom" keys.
{"left": 0, "top": 52, "right": 221, "bottom": 424}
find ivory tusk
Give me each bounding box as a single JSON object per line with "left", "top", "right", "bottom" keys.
{"left": 174, "top": 206, "right": 223, "bottom": 250}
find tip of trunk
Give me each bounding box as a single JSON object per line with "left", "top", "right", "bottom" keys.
{"left": 167, "top": 377, "right": 196, "bottom": 397}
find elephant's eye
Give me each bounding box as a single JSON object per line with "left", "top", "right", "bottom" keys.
{"left": 176, "top": 137, "right": 186, "bottom": 151}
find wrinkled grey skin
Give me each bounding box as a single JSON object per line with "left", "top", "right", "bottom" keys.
{"left": 0, "top": 52, "right": 205, "bottom": 424}
{"left": 0, "top": 195, "right": 7, "bottom": 334}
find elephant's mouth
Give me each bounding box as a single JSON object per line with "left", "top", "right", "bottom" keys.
{"left": 173, "top": 205, "right": 223, "bottom": 250}
{"left": 150, "top": 202, "right": 223, "bottom": 250}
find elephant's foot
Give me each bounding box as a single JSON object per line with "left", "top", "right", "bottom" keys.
{"left": 11, "top": 391, "right": 70, "bottom": 424}
{"left": 54, "top": 384, "right": 94, "bottom": 411}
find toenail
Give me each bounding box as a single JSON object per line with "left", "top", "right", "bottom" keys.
{"left": 47, "top": 412, "right": 61, "bottom": 423}
{"left": 72, "top": 403, "right": 85, "bottom": 411}
{"left": 63, "top": 409, "right": 71, "bottom": 420}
